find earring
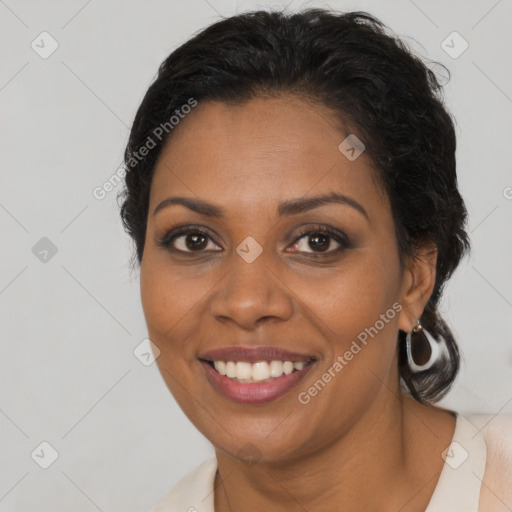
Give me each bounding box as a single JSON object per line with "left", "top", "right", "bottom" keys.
{"left": 405, "top": 319, "right": 446, "bottom": 372}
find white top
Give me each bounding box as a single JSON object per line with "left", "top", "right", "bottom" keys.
{"left": 150, "top": 413, "right": 512, "bottom": 512}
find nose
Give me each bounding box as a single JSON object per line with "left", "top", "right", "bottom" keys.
{"left": 209, "top": 251, "right": 294, "bottom": 329}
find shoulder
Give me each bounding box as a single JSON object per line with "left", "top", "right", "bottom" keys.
{"left": 464, "top": 413, "right": 512, "bottom": 511}
{"left": 148, "top": 457, "right": 218, "bottom": 512}
{"left": 466, "top": 413, "right": 512, "bottom": 470}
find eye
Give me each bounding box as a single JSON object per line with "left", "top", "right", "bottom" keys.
{"left": 156, "top": 227, "right": 221, "bottom": 253}
{"left": 288, "top": 225, "right": 350, "bottom": 255}
{"left": 157, "top": 224, "right": 350, "bottom": 256}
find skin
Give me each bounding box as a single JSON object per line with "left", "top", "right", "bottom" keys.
{"left": 140, "top": 96, "right": 457, "bottom": 511}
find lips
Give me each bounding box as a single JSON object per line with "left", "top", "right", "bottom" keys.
{"left": 200, "top": 359, "right": 315, "bottom": 404}
{"left": 198, "top": 346, "right": 316, "bottom": 364}
{"left": 198, "top": 345, "right": 317, "bottom": 404}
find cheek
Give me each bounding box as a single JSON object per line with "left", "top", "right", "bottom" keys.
{"left": 298, "top": 252, "right": 400, "bottom": 334}
{"left": 139, "top": 250, "right": 211, "bottom": 377}
{"left": 140, "top": 257, "right": 210, "bottom": 421}
{"left": 140, "top": 269, "right": 180, "bottom": 329}
{"left": 290, "top": 259, "right": 402, "bottom": 430}
{"left": 294, "top": 248, "right": 402, "bottom": 381}
{"left": 140, "top": 250, "right": 205, "bottom": 331}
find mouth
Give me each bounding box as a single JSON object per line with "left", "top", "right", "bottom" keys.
{"left": 199, "top": 357, "right": 317, "bottom": 404}
{"left": 201, "top": 358, "right": 316, "bottom": 382}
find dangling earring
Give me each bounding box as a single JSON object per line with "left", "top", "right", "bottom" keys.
{"left": 406, "top": 318, "right": 446, "bottom": 372}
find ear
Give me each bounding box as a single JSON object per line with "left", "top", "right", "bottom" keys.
{"left": 397, "top": 241, "right": 438, "bottom": 333}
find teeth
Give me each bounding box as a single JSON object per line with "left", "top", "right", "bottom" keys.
{"left": 215, "top": 361, "right": 227, "bottom": 376}
{"left": 236, "top": 362, "right": 252, "bottom": 380}
{"left": 283, "top": 361, "right": 294, "bottom": 375}
{"left": 252, "top": 361, "right": 270, "bottom": 381}
{"left": 212, "top": 360, "right": 310, "bottom": 382}
{"left": 226, "top": 361, "right": 237, "bottom": 378}
{"left": 269, "top": 360, "right": 283, "bottom": 378}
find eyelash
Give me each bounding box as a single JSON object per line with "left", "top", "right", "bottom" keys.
{"left": 156, "top": 224, "right": 351, "bottom": 257}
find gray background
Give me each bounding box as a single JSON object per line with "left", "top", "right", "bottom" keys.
{"left": 1, "top": 0, "right": 511, "bottom": 510}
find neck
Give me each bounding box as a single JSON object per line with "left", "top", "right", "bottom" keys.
{"left": 214, "top": 392, "right": 454, "bottom": 512}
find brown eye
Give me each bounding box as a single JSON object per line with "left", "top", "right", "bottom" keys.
{"left": 288, "top": 225, "right": 350, "bottom": 255}
{"left": 157, "top": 227, "right": 222, "bottom": 253}
{"left": 182, "top": 232, "right": 209, "bottom": 251}
{"left": 291, "top": 232, "right": 340, "bottom": 253}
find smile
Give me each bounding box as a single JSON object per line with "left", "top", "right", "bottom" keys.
{"left": 199, "top": 358, "right": 316, "bottom": 404}
{"left": 209, "top": 359, "right": 313, "bottom": 382}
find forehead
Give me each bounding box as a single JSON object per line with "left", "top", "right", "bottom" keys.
{"left": 149, "top": 97, "right": 387, "bottom": 218}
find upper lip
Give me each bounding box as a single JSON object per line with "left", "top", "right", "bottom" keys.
{"left": 198, "top": 346, "right": 316, "bottom": 364}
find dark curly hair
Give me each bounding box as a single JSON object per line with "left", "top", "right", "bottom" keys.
{"left": 118, "top": 8, "right": 470, "bottom": 404}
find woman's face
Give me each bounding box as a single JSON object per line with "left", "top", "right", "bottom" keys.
{"left": 140, "top": 96, "right": 421, "bottom": 463}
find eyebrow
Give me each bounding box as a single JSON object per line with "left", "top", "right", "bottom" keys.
{"left": 152, "top": 192, "right": 369, "bottom": 220}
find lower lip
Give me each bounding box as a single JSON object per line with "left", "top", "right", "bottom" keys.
{"left": 200, "top": 360, "right": 315, "bottom": 404}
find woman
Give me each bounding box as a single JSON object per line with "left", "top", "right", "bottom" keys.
{"left": 119, "top": 8, "right": 512, "bottom": 511}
